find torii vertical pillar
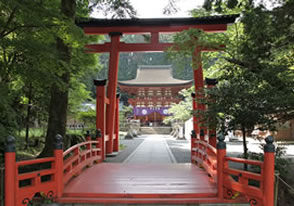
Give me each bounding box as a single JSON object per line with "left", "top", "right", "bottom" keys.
{"left": 113, "top": 93, "right": 120, "bottom": 153}
{"left": 191, "top": 92, "right": 197, "bottom": 132}
{"left": 106, "top": 32, "right": 121, "bottom": 155}
{"left": 192, "top": 49, "right": 205, "bottom": 137}
{"left": 94, "top": 79, "right": 107, "bottom": 160}
{"left": 205, "top": 78, "right": 218, "bottom": 147}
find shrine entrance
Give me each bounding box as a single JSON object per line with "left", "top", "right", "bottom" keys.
{"left": 78, "top": 15, "right": 238, "bottom": 156}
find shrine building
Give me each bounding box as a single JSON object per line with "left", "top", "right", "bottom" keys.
{"left": 118, "top": 65, "right": 193, "bottom": 126}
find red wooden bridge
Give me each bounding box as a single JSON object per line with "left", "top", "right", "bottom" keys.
{"left": 4, "top": 15, "right": 275, "bottom": 206}
{"left": 4, "top": 132, "right": 275, "bottom": 206}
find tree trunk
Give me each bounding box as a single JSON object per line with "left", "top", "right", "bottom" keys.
{"left": 242, "top": 127, "right": 248, "bottom": 170}
{"left": 25, "top": 85, "right": 32, "bottom": 149}
{"left": 39, "top": 0, "right": 76, "bottom": 157}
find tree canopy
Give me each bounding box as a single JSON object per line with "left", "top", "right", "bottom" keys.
{"left": 167, "top": 0, "right": 294, "bottom": 148}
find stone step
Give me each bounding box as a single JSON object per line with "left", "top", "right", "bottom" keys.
{"left": 140, "top": 127, "right": 171, "bottom": 134}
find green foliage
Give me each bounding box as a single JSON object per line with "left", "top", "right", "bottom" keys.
{"left": 168, "top": 28, "right": 226, "bottom": 69}
{"left": 93, "top": 0, "right": 136, "bottom": 18}
{"left": 196, "top": 1, "right": 294, "bottom": 134}
{"left": 164, "top": 87, "right": 194, "bottom": 123}
{"left": 246, "top": 145, "right": 291, "bottom": 178}
{"left": 0, "top": 0, "right": 61, "bottom": 142}
{"left": 77, "top": 109, "right": 96, "bottom": 130}
{"left": 203, "top": 0, "right": 254, "bottom": 13}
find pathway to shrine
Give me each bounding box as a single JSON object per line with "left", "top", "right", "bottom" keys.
{"left": 123, "top": 135, "right": 176, "bottom": 164}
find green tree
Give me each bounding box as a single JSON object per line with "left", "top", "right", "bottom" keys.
{"left": 0, "top": 0, "right": 60, "bottom": 143}
{"left": 164, "top": 87, "right": 194, "bottom": 124}
{"left": 40, "top": 0, "right": 136, "bottom": 157}
{"left": 202, "top": 0, "right": 294, "bottom": 159}
{"left": 0, "top": 0, "right": 136, "bottom": 157}
{"left": 166, "top": 0, "right": 294, "bottom": 161}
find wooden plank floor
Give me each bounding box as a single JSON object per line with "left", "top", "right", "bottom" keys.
{"left": 63, "top": 163, "right": 217, "bottom": 199}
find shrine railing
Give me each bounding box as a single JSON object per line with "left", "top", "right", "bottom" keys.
{"left": 4, "top": 133, "right": 103, "bottom": 206}
{"left": 191, "top": 130, "right": 275, "bottom": 206}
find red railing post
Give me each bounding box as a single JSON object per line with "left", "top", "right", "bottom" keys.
{"left": 54, "top": 134, "right": 64, "bottom": 198}
{"left": 113, "top": 93, "right": 120, "bottom": 153}
{"left": 217, "top": 133, "right": 226, "bottom": 200}
{"left": 263, "top": 136, "right": 275, "bottom": 206}
{"left": 191, "top": 130, "right": 196, "bottom": 162}
{"left": 5, "top": 136, "right": 16, "bottom": 206}
{"left": 94, "top": 79, "right": 107, "bottom": 160}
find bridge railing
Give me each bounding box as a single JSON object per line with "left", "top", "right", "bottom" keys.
{"left": 223, "top": 157, "right": 264, "bottom": 202}
{"left": 191, "top": 131, "right": 217, "bottom": 181}
{"left": 63, "top": 140, "right": 102, "bottom": 185}
{"left": 191, "top": 130, "right": 275, "bottom": 206}
{"left": 4, "top": 133, "right": 103, "bottom": 206}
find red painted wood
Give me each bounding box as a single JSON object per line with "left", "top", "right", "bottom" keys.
{"left": 96, "top": 84, "right": 106, "bottom": 160}
{"left": 263, "top": 152, "right": 275, "bottom": 206}
{"left": 54, "top": 149, "right": 64, "bottom": 197}
{"left": 63, "top": 141, "right": 102, "bottom": 185}
{"left": 106, "top": 34, "right": 120, "bottom": 154}
{"left": 86, "top": 42, "right": 173, "bottom": 53}
{"left": 217, "top": 148, "right": 226, "bottom": 199}
{"left": 113, "top": 95, "right": 119, "bottom": 152}
{"left": 151, "top": 32, "right": 159, "bottom": 44}
{"left": 192, "top": 95, "right": 198, "bottom": 133}
{"left": 86, "top": 43, "right": 224, "bottom": 53}
{"left": 192, "top": 50, "right": 204, "bottom": 135}
{"left": 5, "top": 152, "right": 15, "bottom": 206}
{"left": 207, "top": 83, "right": 217, "bottom": 147}
{"left": 58, "top": 196, "right": 225, "bottom": 204}
{"left": 58, "top": 196, "right": 251, "bottom": 204}
{"left": 14, "top": 157, "right": 58, "bottom": 206}
{"left": 83, "top": 24, "right": 228, "bottom": 34}
{"left": 63, "top": 163, "right": 217, "bottom": 198}
{"left": 15, "top": 157, "right": 55, "bottom": 166}
{"left": 224, "top": 156, "right": 263, "bottom": 166}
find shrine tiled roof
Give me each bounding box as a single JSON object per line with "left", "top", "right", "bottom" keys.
{"left": 118, "top": 65, "right": 193, "bottom": 87}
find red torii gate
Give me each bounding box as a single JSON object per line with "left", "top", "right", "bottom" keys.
{"left": 78, "top": 15, "right": 239, "bottom": 156}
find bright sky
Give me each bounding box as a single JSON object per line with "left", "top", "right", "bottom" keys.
{"left": 92, "top": 0, "right": 204, "bottom": 18}
{"left": 131, "top": 0, "right": 204, "bottom": 18}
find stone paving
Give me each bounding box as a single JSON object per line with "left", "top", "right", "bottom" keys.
{"left": 123, "top": 135, "right": 176, "bottom": 163}
{"left": 105, "top": 137, "right": 145, "bottom": 163}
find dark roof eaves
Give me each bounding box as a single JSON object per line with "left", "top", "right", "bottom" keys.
{"left": 77, "top": 14, "right": 239, "bottom": 28}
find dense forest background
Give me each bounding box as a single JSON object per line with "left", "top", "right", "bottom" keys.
{"left": 0, "top": 0, "right": 293, "bottom": 160}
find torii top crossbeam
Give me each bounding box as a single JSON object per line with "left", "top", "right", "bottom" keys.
{"left": 78, "top": 15, "right": 238, "bottom": 53}
{"left": 78, "top": 14, "right": 239, "bottom": 34}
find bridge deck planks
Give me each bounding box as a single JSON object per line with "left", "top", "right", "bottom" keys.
{"left": 63, "top": 163, "right": 217, "bottom": 199}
